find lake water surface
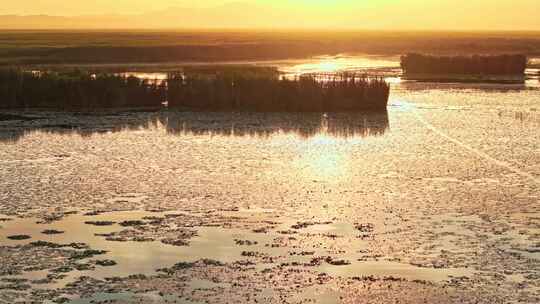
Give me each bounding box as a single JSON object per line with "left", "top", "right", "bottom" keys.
{"left": 0, "top": 56, "right": 539, "bottom": 303}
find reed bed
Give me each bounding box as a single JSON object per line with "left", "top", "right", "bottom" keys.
{"left": 167, "top": 73, "right": 389, "bottom": 112}
{"left": 0, "top": 68, "right": 389, "bottom": 111}
{"left": 0, "top": 68, "right": 166, "bottom": 109}
{"left": 401, "top": 53, "right": 527, "bottom": 75}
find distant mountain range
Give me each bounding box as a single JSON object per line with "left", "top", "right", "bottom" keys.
{"left": 1, "top": 2, "right": 538, "bottom": 31}
{"left": 0, "top": 3, "right": 293, "bottom": 29}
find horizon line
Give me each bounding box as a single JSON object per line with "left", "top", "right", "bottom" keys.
{"left": 2, "top": 27, "right": 540, "bottom": 34}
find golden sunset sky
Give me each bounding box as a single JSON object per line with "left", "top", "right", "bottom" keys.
{"left": 2, "top": 0, "right": 539, "bottom": 30}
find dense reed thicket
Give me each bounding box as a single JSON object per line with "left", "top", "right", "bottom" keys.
{"left": 0, "top": 68, "right": 389, "bottom": 111}
{"left": 0, "top": 69, "right": 166, "bottom": 109}
{"left": 401, "top": 54, "right": 527, "bottom": 75}
{"left": 167, "top": 73, "right": 389, "bottom": 112}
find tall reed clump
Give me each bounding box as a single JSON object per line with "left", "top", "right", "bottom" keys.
{"left": 0, "top": 68, "right": 166, "bottom": 109}
{"left": 401, "top": 53, "right": 527, "bottom": 75}
{"left": 167, "top": 73, "right": 389, "bottom": 112}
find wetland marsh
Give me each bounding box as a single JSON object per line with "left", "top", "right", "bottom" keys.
{"left": 1, "top": 55, "right": 539, "bottom": 303}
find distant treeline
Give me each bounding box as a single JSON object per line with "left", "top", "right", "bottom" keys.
{"left": 3, "top": 44, "right": 328, "bottom": 65}
{"left": 401, "top": 54, "right": 528, "bottom": 75}
{"left": 167, "top": 73, "right": 389, "bottom": 112}
{"left": 0, "top": 68, "right": 389, "bottom": 111}
{"left": 0, "top": 69, "right": 166, "bottom": 109}
{"left": 3, "top": 31, "right": 540, "bottom": 65}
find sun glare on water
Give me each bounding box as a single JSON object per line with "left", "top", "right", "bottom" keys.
{"left": 317, "top": 61, "right": 341, "bottom": 73}
{"left": 289, "top": 133, "right": 360, "bottom": 183}
{"left": 281, "top": 56, "right": 399, "bottom": 76}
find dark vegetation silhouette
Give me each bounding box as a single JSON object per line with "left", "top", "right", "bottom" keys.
{"left": 0, "top": 68, "right": 166, "bottom": 109}
{"left": 1, "top": 67, "right": 389, "bottom": 111}
{"left": 401, "top": 54, "right": 527, "bottom": 75}
{"left": 0, "top": 111, "right": 389, "bottom": 142}
{"left": 3, "top": 31, "right": 540, "bottom": 65}
{"left": 167, "top": 72, "right": 389, "bottom": 112}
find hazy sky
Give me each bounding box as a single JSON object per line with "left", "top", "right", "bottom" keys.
{"left": 2, "top": 0, "right": 540, "bottom": 30}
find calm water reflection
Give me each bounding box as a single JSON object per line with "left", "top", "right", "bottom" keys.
{"left": 0, "top": 111, "right": 389, "bottom": 142}
{"left": 163, "top": 112, "right": 389, "bottom": 138}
